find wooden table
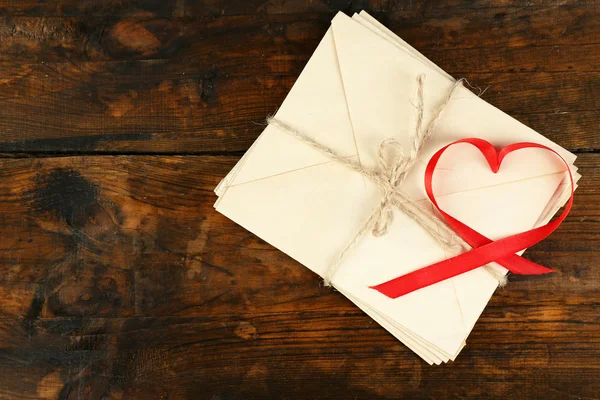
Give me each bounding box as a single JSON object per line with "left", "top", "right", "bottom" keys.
{"left": 0, "top": 1, "right": 598, "bottom": 399}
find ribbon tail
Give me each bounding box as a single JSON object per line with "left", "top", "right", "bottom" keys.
{"left": 370, "top": 230, "right": 554, "bottom": 299}
{"left": 440, "top": 210, "right": 554, "bottom": 275}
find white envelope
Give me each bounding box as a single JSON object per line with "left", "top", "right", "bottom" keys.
{"left": 214, "top": 12, "right": 579, "bottom": 363}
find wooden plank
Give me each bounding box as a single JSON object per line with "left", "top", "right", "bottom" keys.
{"left": 0, "top": 57, "right": 598, "bottom": 153}
{"left": 0, "top": 9, "right": 597, "bottom": 153}
{"left": 380, "top": 3, "right": 600, "bottom": 50}
{"left": 0, "top": 0, "right": 354, "bottom": 17}
{"left": 0, "top": 154, "right": 596, "bottom": 320}
{"left": 1, "top": 9, "right": 600, "bottom": 64}
{"left": 0, "top": 14, "right": 328, "bottom": 63}
{"left": 0, "top": 63, "right": 293, "bottom": 153}
{"left": 0, "top": 309, "right": 597, "bottom": 398}
{"left": 0, "top": 0, "right": 597, "bottom": 17}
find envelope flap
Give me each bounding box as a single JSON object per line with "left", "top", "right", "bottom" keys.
{"left": 228, "top": 28, "right": 358, "bottom": 187}
{"left": 332, "top": 12, "right": 436, "bottom": 170}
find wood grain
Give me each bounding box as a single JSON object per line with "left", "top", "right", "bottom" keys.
{"left": 0, "top": 154, "right": 598, "bottom": 399}
{"left": 0, "top": 0, "right": 598, "bottom": 17}
{"left": 1, "top": 63, "right": 600, "bottom": 153}
{"left": 0, "top": 4, "right": 600, "bottom": 152}
{"left": 0, "top": 0, "right": 598, "bottom": 399}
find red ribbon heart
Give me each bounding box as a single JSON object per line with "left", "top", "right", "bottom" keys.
{"left": 370, "top": 138, "right": 574, "bottom": 299}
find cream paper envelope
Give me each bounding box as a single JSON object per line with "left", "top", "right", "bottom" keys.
{"left": 216, "top": 41, "right": 576, "bottom": 366}
{"left": 217, "top": 31, "right": 576, "bottom": 360}
{"left": 215, "top": 12, "right": 578, "bottom": 360}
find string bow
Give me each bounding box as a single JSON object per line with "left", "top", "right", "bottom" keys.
{"left": 268, "top": 74, "right": 507, "bottom": 288}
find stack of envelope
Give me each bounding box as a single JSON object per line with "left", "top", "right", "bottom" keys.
{"left": 214, "top": 11, "right": 580, "bottom": 364}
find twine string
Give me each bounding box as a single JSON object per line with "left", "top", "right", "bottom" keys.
{"left": 267, "top": 75, "right": 507, "bottom": 288}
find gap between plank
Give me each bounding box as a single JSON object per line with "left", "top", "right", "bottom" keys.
{"left": 0, "top": 149, "right": 598, "bottom": 159}
{"left": 0, "top": 150, "right": 248, "bottom": 158}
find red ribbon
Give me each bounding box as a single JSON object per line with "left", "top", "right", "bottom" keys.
{"left": 370, "top": 138, "right": 574, "bottom": 299}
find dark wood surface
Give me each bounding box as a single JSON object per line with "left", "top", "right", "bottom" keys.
{"left": 0, "top": 1, "right": 598, "bottom": 399}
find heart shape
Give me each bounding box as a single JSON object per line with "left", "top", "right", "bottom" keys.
{"left": 371, "top": 138, "right": 574, "bottom": 299}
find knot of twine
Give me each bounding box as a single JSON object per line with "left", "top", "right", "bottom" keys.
{"left": 267, "top": 75, "right": 507, "bottom": 289}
